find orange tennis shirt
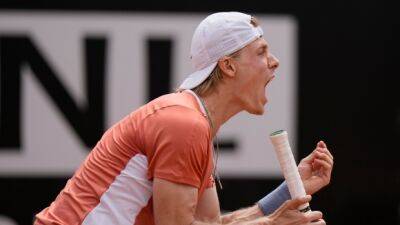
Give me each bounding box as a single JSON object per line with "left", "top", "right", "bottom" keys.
{"left": 35, "top": 91, "right": 215, "bottom": 225}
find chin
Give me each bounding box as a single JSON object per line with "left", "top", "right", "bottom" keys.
{"left": 246, "top": 105, "right": 265, "bottom": 115}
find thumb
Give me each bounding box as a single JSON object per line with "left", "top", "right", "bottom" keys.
{"left": 287, "top": 195, "right": 312, "bottom": 210}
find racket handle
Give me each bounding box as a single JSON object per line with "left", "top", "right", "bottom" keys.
{"left": 269, "top": 130, "right": 310, "bottom": 212}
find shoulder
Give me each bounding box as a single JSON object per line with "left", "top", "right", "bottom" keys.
{"left": 142, "top": 92, "right": 209, "bottom": 133}
{"left": 152, "top": 105, "right": 209, "bottom": 135}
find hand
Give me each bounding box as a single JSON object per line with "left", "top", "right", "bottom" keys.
{"left": 263, "top": 195, "right": 326, "bottom": 225}
{"left": 298, "top": 141, "right": 334, "bottom": 195}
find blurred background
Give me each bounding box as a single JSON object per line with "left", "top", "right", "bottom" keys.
{"left": 0, "top": 0, "right": 398, "bottom": 225}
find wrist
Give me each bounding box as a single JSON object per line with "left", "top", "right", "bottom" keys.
{"left": 257, "top": 182, "right": 291, "bottom": 215}
{"left": 303, "top": 181, "right": 317, "bottom": 195}
{"left": 264, "top": 217, "right": 276, "bottom": 225}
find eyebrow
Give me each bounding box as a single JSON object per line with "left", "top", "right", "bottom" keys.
{"left": 258, "top": 44, "right": 268, "bottom": 51}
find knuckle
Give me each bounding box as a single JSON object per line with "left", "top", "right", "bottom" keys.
{"left": 300, "top": 214, "right": 309, "bottom": 223}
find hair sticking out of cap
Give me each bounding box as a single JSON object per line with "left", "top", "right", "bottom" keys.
{"left": 250, "top": 17, "right": 259, "bottom": 27}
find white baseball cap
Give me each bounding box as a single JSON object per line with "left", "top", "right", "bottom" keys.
{"left": 179, "top": 12, "right": 264, "bottom": 90}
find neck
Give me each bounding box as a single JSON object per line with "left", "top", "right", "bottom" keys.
{"left": 198, "top": 87, "right": 242, "bottom": 137}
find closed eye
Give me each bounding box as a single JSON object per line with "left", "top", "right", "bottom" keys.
{"left": 258, "top": 45, "right": 268, "bottom": 55}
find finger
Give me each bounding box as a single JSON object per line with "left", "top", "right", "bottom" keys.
{"left": 314, "top": 151, "right": 334, "bottom": 166}
{"left": 301, "top": 151, "right": 317, "bottom": 163}
{"left": 271, "top": 199, "right": 291, "bottom": 215}
{"left": 316, "top": 147, "right": 333, "bottom": 161}
{"left": 271, "top": 200, "right": 292, "bottom": 216}
{"left": 313, "top": 159, "right": 332, "bottom": 173}
{"left": 305, "top": 211, "right": 323, "bottom": 222}
{"left": 315, "top": 151, "right": 334, "bottom": 166}
{"left": 316, "top": 149, "right": 333, "bottom": 165}
{"left": 286, "top": 195, "right": 312, "bottom": 210}
{"left": 317, "top": 141, "right": 326, "bottom": 148}
{"left": 310, "top": 219, "right": 326, "bottom": 225}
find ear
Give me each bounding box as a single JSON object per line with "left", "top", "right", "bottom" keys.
{"left": 217, "top": 56, "right": 237, "bottom": 78}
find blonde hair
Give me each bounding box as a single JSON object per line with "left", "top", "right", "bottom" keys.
{"left": 192, "top": 48, "right": 246, "bottom": 96}
{"left": 191, "top": 65, "right": 224, "bottom": 96}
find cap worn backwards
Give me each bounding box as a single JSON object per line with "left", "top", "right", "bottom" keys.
{"left": 179, "top": 12, "right": 264, "bottom": 90}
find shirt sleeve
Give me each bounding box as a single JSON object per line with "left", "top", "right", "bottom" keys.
{"left": 206, "top": 175, "right": 215, "bottom": 188}
{"left": 145, "top": 106, "right": 211, "bottom": 189}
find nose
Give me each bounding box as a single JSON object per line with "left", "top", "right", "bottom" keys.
{"left": 268, "top": 53, "right": 279, "bottom": 70}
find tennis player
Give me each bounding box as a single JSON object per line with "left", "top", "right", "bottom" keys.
{"left": 35, "top": 12, "right": 333, "bottom": 225}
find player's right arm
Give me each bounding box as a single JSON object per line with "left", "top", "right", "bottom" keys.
{"left": 153, "top": 177, "right": 326, "bottom": 225}
{"left": 153, "top": 178, "right": 216, "bottom": 225}
{"left": 220, "top": 196, "right": 325, "bottom": 225}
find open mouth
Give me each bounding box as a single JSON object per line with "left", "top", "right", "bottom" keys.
{"left": 264, "top": 79, "right": 271, "bottom": 87}
{"left": 264, "top": 74, "right": 275, "bottom": 87}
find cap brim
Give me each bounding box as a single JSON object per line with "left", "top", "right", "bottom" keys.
{"left": 179, "top": 62, "right": 218, "bottom": 90}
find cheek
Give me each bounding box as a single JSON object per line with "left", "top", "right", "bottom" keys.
{"left": 257, "top": 59, "right": 270, "bottom": 74}
{"left": 236, "top": 58, "right": 267, "bottom": 93}
{"left": 250, "top": 62, "right": 268, "bottom": 85}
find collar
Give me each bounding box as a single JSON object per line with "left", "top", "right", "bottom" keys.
{"left": 183, "top": 89, "right": 207, "bottom": 116}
